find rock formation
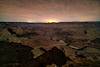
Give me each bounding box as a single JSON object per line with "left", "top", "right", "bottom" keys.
{"left": 0, "top": 22, "right": 100, "bottom": 67}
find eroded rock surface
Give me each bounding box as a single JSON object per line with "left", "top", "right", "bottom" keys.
{"left": 0, "top": 22, "right": 100, "bottom": 67}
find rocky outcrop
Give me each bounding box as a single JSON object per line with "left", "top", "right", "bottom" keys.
{"left": 35, "top": 47, "right": 68, "bottom": 67}
{"left": 0, "top": 22, "right": 100, "bottom": 67}
{"left": 7, "top": 28, "right": 39, "bottom": 38}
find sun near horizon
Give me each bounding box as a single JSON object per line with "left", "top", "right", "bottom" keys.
{"left": 47, "top": 19, "right": 59, "bottom": 23}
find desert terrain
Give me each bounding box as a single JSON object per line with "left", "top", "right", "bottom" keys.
{"left": 0, "top": 22, "right": 100, "bottom": 67}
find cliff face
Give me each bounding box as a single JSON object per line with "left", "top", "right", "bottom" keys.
{"left": 0, "top": 22, "right": 100, "bottom": 67}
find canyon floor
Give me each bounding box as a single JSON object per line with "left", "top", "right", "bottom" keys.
{"left": 0, "top": 22, "right": 100, "bottom": 67}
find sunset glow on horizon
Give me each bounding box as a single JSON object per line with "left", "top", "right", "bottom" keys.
{"left": 0, "top": 0, "right": 100, "bottom": 22}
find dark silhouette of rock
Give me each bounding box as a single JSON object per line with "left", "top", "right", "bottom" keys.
{"left": 10, "top": 43, "right": 33, "bottom": 63}
{"left": 0, "top": 41, "right": 36, "bottom": 67}
{"left": 91, "top": 38, "right": 100, "bottom": 49}
{"left": 16, "top": 32, "right": 39, "bottom": 38}
{"left": 35, "top": 47, "right": 69, "bottom": 67}
{"left": 92, "top": 38, "right": 100, "bottom": 44}
{"left": 84, "top": 30, "right": 87, "bottom": 34}
{"left": 0, "top": 41, "right": 72, "bottom": 67}
{"left": 39, "top": 47, "right": 47, "bottom": 52}
{"left": 7, "top": 28, "right": 16, "bottom": 35}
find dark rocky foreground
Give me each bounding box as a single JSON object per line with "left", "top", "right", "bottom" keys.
{"left": 0, "top": 22, "right": 100, "bottom": 67}
{"left": 0, "top": 41, "right": 100, "bottom": 67}
{"left": 0, "top": 41, "right": 68, "bottom": 67}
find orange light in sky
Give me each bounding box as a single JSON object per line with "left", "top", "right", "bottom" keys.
{"left": 47, "top": 19, "right": 58, "bottom": 23}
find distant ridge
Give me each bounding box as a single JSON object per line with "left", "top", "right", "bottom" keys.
{"left": 0, "top": 21, "right": 99, "bottom": 30}
{"left": 0, "top": 21, "right": 100, "bottom": 23}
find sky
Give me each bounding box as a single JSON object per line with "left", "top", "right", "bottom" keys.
{"left": 0, "top": 0, "right": 100, "bottom": 22}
